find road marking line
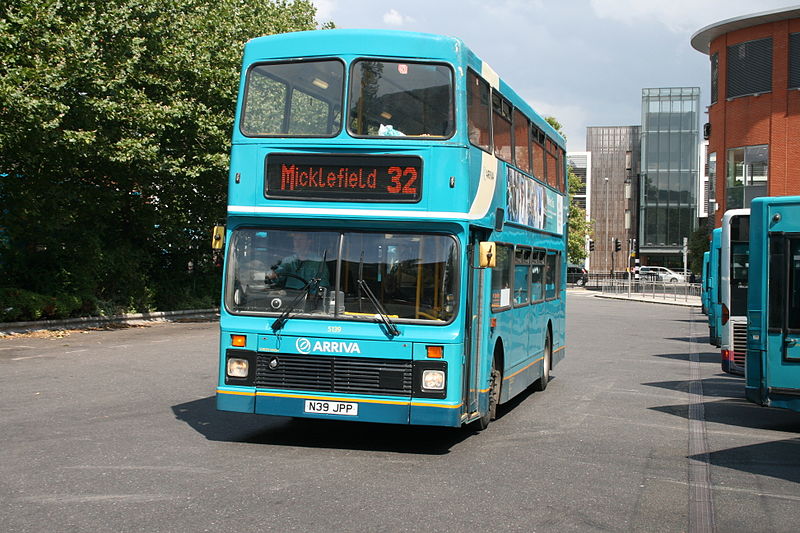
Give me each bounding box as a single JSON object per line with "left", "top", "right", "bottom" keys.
{"left": 11, "top": 354, "right": 49, "bottom": 361}
{"left": 688, "top": 308, "right": 716, "bottom": 533}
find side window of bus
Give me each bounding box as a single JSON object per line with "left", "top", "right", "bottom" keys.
{"left": 545, "top": 250, "right": 559, "bottom": 300}
{"left": 513, "top": 109, "right": 531, "bottom": 174}
{"left": 530, "top": 249, "right": 545, "bottom": 303}
{"left": 768, "top": 235, "right": 785, "bottom": 331}
{"left": 558, "top": 148, "right": 565, "bottom": 193}
{"left": 531, "top": 127, "right": 545, "bottom": 182}
{"left": 491, "top": 244, "right": 513, "bottom": 310}
{"left": 545, "top": 139, "right": 558, "bottom": 189}
{"left": 514, "top": 246, "right": 532, "bottom": 306}
{"left": 467, "top": 71, "right": 491, "bottom": 151}
{"left": 492, "top": 93, "right": 512, "bottom": 162}
{"left": 790, "top": 238, "right": 800, "bottom": 331}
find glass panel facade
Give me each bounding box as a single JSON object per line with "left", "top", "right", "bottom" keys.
{"left": 725, "top": 145, "right": 768, "bottom": 209}
{"left": 639, "top": 87, "right": 699, "bottom": 249}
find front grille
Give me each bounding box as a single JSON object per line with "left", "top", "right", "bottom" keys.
{"left": 255, "top": 353, "right": 412, "bottom": 397}
{"left": 732, "top": 321, "right": 748, "bottom": 370}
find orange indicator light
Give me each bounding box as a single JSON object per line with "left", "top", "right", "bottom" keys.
{"left": 231, "top": 335, "right": 246, "bottom": 347}
{"left": 490, "top": 318, "right": 497, "bottom": 328}
{"left": 426, "top": 345, "right": 444, "bottom": 359}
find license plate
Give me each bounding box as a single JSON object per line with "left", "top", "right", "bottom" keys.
{"left": 304, "top": 400, "right": 359, "bottom": 416}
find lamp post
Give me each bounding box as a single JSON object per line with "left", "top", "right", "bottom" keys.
{"left": 605, "top": 177, "right": 610, "bottom": 275}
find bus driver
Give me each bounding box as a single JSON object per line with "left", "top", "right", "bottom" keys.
{"left": 266, "top": 233, "right": 331, "bottom": 290}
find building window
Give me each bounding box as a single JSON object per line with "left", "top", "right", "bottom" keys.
{"left": 711, "top": 52, "right": 718, "bottom": 104}
{"left": 790, "top": 33, "right": 800, "bottom": 89}
{"left": 708, "top": 151, "right": 717, "bottom": 216}
{"left": 727, "top": 38, "right": 772, "bottom": 99}
{"left": 726, "top": 145, "right": 768, "bottom": 209}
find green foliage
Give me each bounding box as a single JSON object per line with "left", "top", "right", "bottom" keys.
{"left": 0, "top": 288, "right": 85, "bottom": 322}
{"left": 0, "top": 0, "right": 328, "bottom": 319}
{"left": 688, "top": 223, "right": 710, "bottom": 274}
{"left": 544, "top": 116, "right": 565, "bottom": 141}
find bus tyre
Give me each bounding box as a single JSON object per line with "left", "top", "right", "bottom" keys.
{"left": 533, "top": 330, "right": 551, "bottom": 392}
{"left": 475, "top": 356, "right": 501, "bottom": 430}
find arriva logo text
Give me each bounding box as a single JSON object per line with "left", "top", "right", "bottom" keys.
{"left": 296, "top": 337, "right": 361, "bottom": 354}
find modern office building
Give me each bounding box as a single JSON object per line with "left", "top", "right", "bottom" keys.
{"left": 586, "top": 126, "right": 640, "bottom": 274}
{"left": 692, "top": 6, "right": 800, "bottom": 225}
{"left": 639, "top": 87, "right": 701, "bottom": 268}
{"left": 566, "top": 151, "right": 592, "bottom": 268}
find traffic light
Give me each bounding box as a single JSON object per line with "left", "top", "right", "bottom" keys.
{"left": 614, "top": 238, "right": 621, "bottom": 252}
{"left": 589, "top": 239, "right": 595, "bottom": 251}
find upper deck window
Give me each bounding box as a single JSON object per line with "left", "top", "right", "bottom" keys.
{"left": 348, "top": 60, "right": 454, "bottom": 138}
{"left": 240, "top": 60, "right": 344, "bottom": 137}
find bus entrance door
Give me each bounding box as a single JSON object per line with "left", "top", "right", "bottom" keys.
{"left": 464, "top": 232, "right": 487, "bottom": 420}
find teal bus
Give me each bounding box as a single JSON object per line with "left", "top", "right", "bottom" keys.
{"left": 720, "top": 209, "right": 750, "bottom": 375}
{"left": 701, "top": 250, "right": 710, "bottom": 315}
{"left": 746, "top": 196, "right": 800, "bottom": 411}
{"left": 215, "top": 29, "right": 567, "bottom": 429}
{"left": 707, "top": 227, "right": 722, "bottom": 347}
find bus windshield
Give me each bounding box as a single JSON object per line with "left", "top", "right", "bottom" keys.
{"left": 240, "top": 59, "right": 344, "bottom": 137}
{"left": 226, "top": 229, "right": 458, "bottom": 323}
{"left": 348, "top": 60, "right": 454, "bottom": 138}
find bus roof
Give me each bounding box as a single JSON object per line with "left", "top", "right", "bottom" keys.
{"left": 242, "top": 29, "right": 565, "bottom": 148}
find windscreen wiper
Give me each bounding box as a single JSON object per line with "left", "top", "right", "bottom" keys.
{"left": 271, "top": 251, "right": 327, "bottom": 332}
{"left": 356, "top": 279, "right": 400, "bottom": 338}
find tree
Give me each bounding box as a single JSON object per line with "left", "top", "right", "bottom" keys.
{"left": 0, "top": 0, "right": 330, "bottom": 319}
{"left": 688, "top": 223, "right": 711, "bottom": 274}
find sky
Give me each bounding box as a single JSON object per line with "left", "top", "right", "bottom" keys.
{"left": 310, "top": 0, "right": 798, "bottom": 152}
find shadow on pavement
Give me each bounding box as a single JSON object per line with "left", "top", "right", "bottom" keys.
{"left": 644, "top": 374, "right": 746, "bottom": 398}
{"left": 691, "top": 438, "right": 800, "bottom": 483}
{"left": 171, "top": 396, "right": 471, "bottom": 454}
{"left": 652, "top": 351, "right": 720, "bottom": 364}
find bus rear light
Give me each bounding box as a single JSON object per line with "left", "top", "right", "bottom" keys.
{"left": 227, "top": 358, "right": 249, "bottom": 378}
{"left": 722, "top": 349, "right": 733, "bottom": 362}
{"left": 231, "top": 335, "right": 246, "bottom": 347}
{"left": 426, "top": 345, "right": 443, "bottom": 358}
{"left": 721, "top": 304, "right": 730, "bottom": 325}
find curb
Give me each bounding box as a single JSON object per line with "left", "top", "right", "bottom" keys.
{"left": 0, "top": 308, "right": 219, "bottom": 335}
{"left": 593, "top": 293, "right": 701, "bottom": 308}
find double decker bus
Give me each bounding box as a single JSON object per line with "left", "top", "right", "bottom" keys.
{"left": 214, "top": 30, "right": 567, "bottom": 429}
{"left": 720, "top": 209, "right": 750, "bottom": 374}
{"left": 746, "top": 196, "right": 800, "bottom": 411}
{"left": 707, "top": 227, "right": 722, "bottom": 347}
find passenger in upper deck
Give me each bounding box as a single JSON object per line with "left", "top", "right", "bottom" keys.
{"left": 266, "top": 232, "right": 331, "bottom": 290}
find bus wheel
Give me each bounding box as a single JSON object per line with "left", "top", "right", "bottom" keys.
{"left": 534, "top": 330, "right": 551, "bottom": 392}
{"left": 475, "top": 356, "right": 501, "bottom": 430}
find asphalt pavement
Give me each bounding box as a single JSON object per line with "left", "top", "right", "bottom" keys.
{"left": 1, "top": 295, "right": 798, "bottom": 532}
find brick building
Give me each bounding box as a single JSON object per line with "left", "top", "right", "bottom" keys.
{"left": 691, "top": 7, "right": 800, "bottom": 226}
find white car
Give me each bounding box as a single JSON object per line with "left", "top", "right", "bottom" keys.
{"left": 639, "top": 266, "right": 685, "bottom": 283}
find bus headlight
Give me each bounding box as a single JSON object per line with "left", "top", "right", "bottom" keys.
{"left": 422, "top": 369, "right": 445, "bottom": 390}
{"left": 227, "top": 358, "right": 249, "bottom": 378}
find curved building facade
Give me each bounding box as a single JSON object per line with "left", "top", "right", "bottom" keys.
{"left": 692, "top": 7, "right": 800, "bottom": 225}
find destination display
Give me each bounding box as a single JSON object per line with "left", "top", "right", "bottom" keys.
{"left": 265, "top": 153, "right": 422, "bottom": 202}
